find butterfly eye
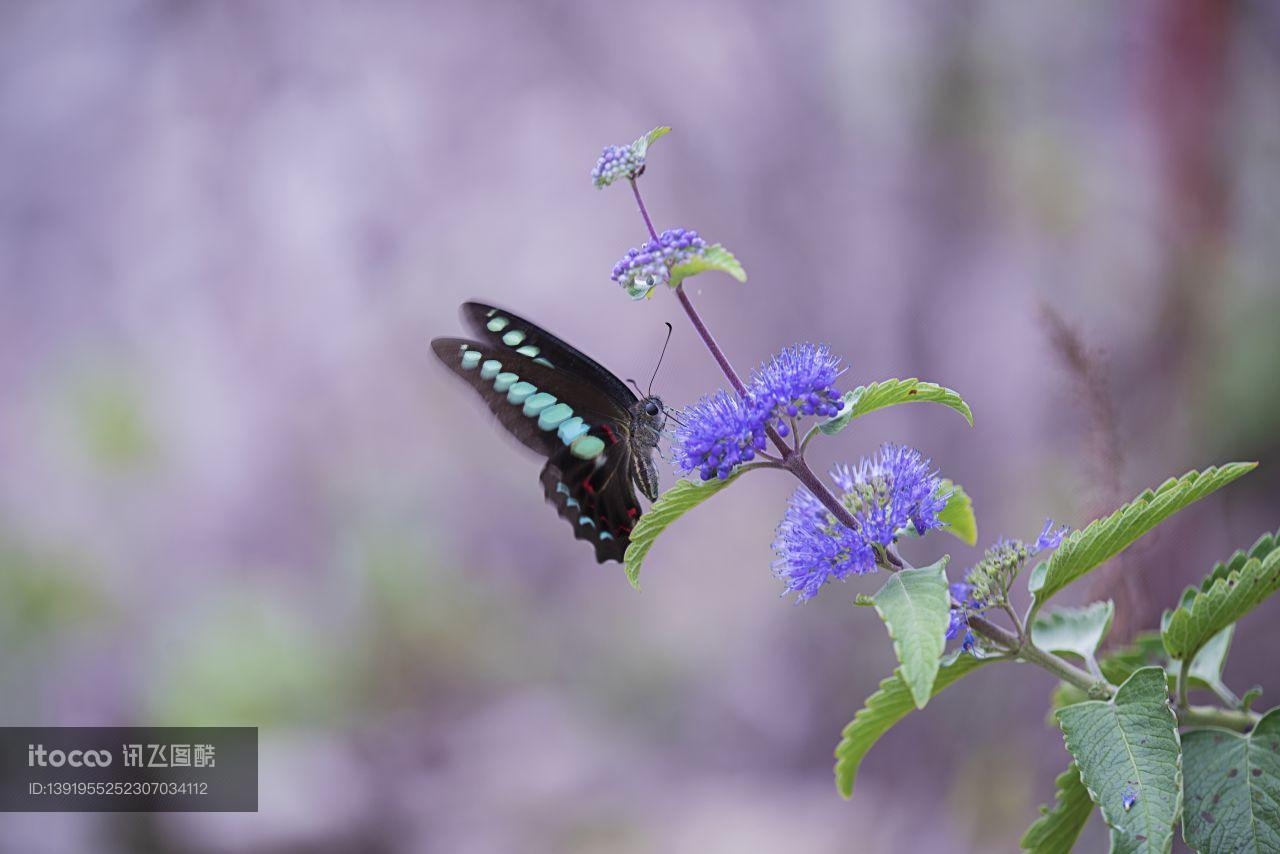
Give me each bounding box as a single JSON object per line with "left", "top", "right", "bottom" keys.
{"left": 645, "top": 401, "right": 660, "bottom": 416}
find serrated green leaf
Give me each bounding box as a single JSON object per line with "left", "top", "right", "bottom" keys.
{"left": 1056, "top": 667, "right": 1182, "bottom": 854}
{"left": 1032, "top": 601, "right": 1115, "bottom": 662}
{"left": 870, "top": 560, "right": 952, "bottom": 709}
{"left": 819, "top": 379, "right": 973, "bottom": 435}
{"left": 630, "top": 125, "right": 670, "bottom": 159}
{"left": 834, "top": 651, "right": 988, "bottom": 798}
{"left": 667, "top": 244, "right": 746, "bottom": 290}
{"left": 1029, "top": 463, "right": 1256, "bottom": 616}
{"left": 1162, "top": 529, "right": 1280, "bottom": 664}
{"left": 623, "top": 475, "right": 739, "bottom": 590}
{"left": 1181, "top": 707, "right": 1280, "bottom": 853}
{"left": 937, "top": 480, "right": 978, "bottom": 546}
{"left": 1021, "top": 762, "right": 1094, "bottom": 854}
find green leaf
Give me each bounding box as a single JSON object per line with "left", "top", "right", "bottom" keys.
{"left": 1162, "top": 529, "right": 1280, "bottom": 664}
{"left": 622, "top": 475, "right": 739, "bottom": 590}
{"left": 1181, "top": 707, "right": 1280, "bottom": 852}
{"left": 667, "top": 244, "right": 746, "bottom": 289}
{"left": 1032, "top": 601, "right": 1115, "bottom": 663}
{"left": 834, "top": 651, "right": 988, "bottom": 798}
{"left": 819, "top": 379, "right": 973, "bottom": 435}
{"left": 1056, "top": 667, "right": 1182, "bottom": 854}
{"left": 1020, "top": 762, "right": 1094, "bottom": 854}
{"left": 937, "top": 480, "right": 978, "bottom": 546}
{"left": 1179, "top": 626, "right": 1238, "bottom": 708}
{"left": 1028, "top": 463, "right": 1257, "bottom": 616}
{"left": 869, "top": 560, "right": 952, "bottom": 709}
{"left": 630, "top": 125, "right": 670, "bottom": 159}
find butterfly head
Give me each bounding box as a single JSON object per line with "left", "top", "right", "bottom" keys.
{"left": 634, "top": 395, "right": 667, "bottom": 433}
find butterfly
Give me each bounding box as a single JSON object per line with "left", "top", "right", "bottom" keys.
{"left": 432, "top": 301, "right": 667, "bottom": 563}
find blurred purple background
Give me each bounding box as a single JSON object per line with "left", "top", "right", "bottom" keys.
{"left": 2, "top": 1, "right": 1278, "bottom": 851}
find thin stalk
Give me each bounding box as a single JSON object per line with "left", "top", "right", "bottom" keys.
{"left": 629, "top": 177, "right": 659, "bottom": 241}
{"left": 1177, "top": 656, "right": 1191, "bottom": 710}
{"left": 1178, "top": 704, "right": 1258, "bottom": 733}
{"left": 967, "top": 613, "right": 1113, "bottom": 699}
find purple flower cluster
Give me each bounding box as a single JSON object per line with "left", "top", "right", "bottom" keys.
{"left": 772, "top": 444, "right": 947, "bottom": 602}
{"left": 773, "top": 487, "right": 874, "bottom": 601}
{"left": 673, "top": 343, "right": 842, "bottom": 480}
{"left": 945, "top": 519, "right": 1070, "bottom": 651}
{"left": 831, "top": 444, "right": 948, "bottom": 544}
{"left": 591, "top": 144, "right": 644, "bottom": 189}
{"left": 671, "top": 390, "right": 768, "bottom": 481}
{"left": 750, "top": 344, "right": 843, "bottom": 435}
{"left": 611, "top": 227, "right": 708, "bottom": 299}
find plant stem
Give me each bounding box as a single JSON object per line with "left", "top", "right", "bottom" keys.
{"left": 1178, "top": 704, "right": 1258, "bottom": 733}
{"left": 625, "top": 176, "right": 865, "bottom": 538}
{"left": 629, "top": 178, "right": 659, "bottom": 241}
{"left": 674, "top": 284, "right": 748, "bottom": 395}
{"left": 672, "top": 282, "right": 867, "bottom": 537}
{"left": 967, "top": 613, "right": 1114, "bottom": 699}
{"left": 1177, "top": 656, "right": 1191, "bottom": 710}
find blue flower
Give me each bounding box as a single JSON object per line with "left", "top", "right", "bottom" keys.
{"left": 771, "top": 444, "right": 947, "bottom": 602}
{"left": 772, "top": 486, "right": 875, "bottom": 601}
{"left": 611, "top": 227, "right": 709, "bottom": 299}
{"left": 591, "top": 143, "right": 644, "bottom": 189}
{"left": 749, "top": 343, "right": 843, "bottom": 435}
{"left": 831, "top": 444, "right": 948, "bottom": 547}
{"left": 1121, "top": 784, "right": 1138, "bottom": 812}
{"left": 1034, "top": 518, "right": 1070, "bottom": 553}
{"left": 672, "top": 389, "right": 768, "bottom": 481}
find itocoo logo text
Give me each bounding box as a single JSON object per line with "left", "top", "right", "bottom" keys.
{"left": 27, "top": 745, "right": 112, "bottom": 767}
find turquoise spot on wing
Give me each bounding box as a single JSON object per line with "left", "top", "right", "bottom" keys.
{"left": 578, "top": 516, "right": 596, "bottom": 528}
{"left": 493, "top": 372, "right": 518, "bottom": 393}
{"left": 555, "top": 482, "right": 570, "bottom": 496}
{"left": 533, "top": 357, "right": 554, "bottom": 368}
{"left": 486, "top": 316, "right": 509, "bottom": 332}
{"left": 460, "top": 350, "right": 481, "bottom": 369}
{"left": 565, "top": 497, "right": 579, "bottom": 509}
{"left": 599, "top": 531, "right": 614, "bottom": 541}
{"left": 537, "top": 402, "right": 573, "bottom": 430}
{"left": 570, "top": 434, "right": 606, "bottom": 460}
{"left": 516, "top": 344, "right": 540, "bottom": 358}
{"left": 522, "top": 392, "right": 556, "bottom": 417}
{"left": 502, "top": 330, "right": 526, "bottom": 347}
{"left": 557, "top": 417, "right": 588, "bottom": 445}
{"left": 507, "top": 381, "right": 536, "bottom": 404}
{"left": 480, "top": 359, "right": 502, "bottom": 380}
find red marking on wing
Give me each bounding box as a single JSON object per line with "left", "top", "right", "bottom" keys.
{"left": 600, "top": 424, "right": 618, "bottom": 444}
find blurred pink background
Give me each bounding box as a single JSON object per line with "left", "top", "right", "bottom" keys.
{"left": 2, "top": 1, "right": 1278, "bottom": 851}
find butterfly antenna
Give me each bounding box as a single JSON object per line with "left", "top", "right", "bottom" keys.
{"left": 626, "top": 378, "right": 645, "bottom": 397}
{"left": 648, "top": 322, "right": 674, "bottom": 396}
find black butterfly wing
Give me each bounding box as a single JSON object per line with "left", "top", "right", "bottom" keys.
{"left": 540, "top": 426, "right": 641, "bottom": 563}
{"left": 431, "top": 337, "right": 631, "bottom": 458}
{"left": 459, "top": 301, "right": 637, "bottom": 408}
{"left": 432, "top": 329, "right": 648, "bottom": 563}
